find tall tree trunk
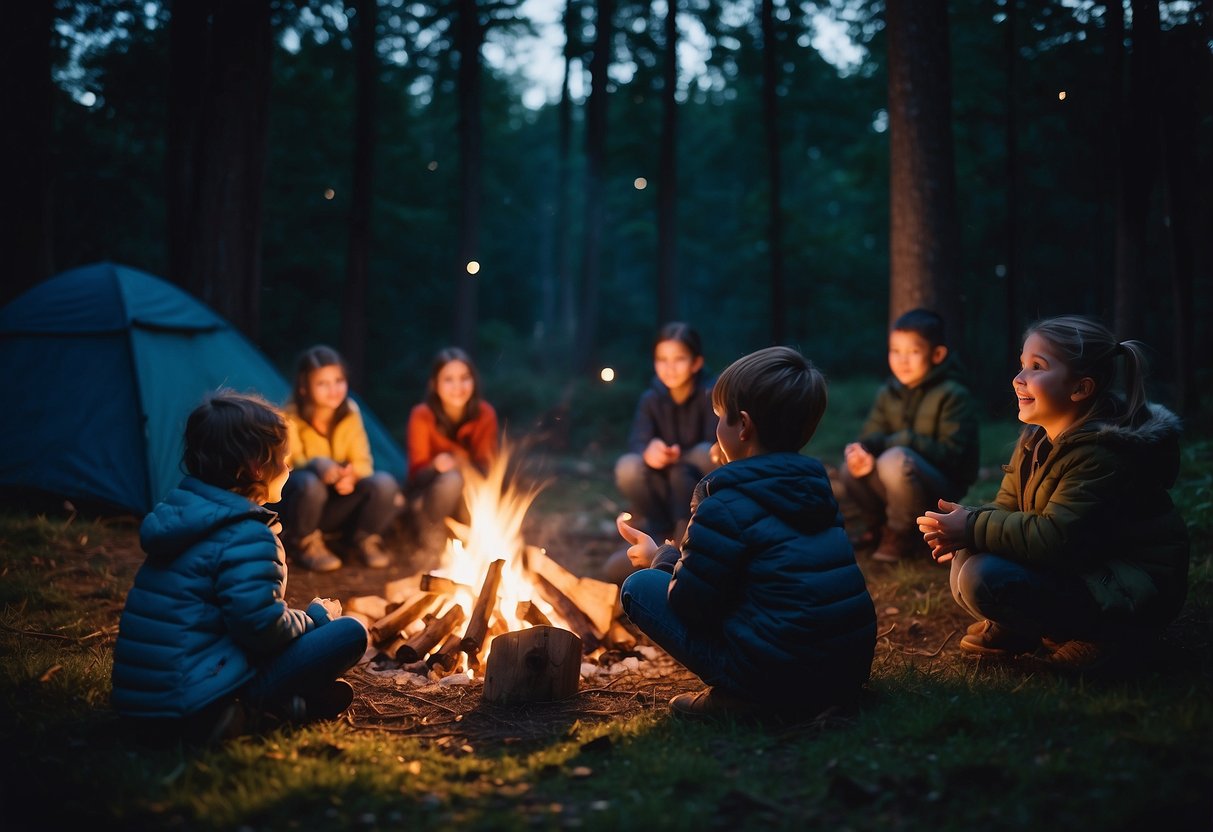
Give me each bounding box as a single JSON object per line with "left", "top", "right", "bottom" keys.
{"left": 555, "top": 0, "right": 577, "bottom": 349}
{"left": 1003, "top": 0, "right": 1019, "bottom": 362}
{"left": 656, "top": 0, "right": 679, "bottom": 324}
{"left": 761, "top": 0, "right": 785, "bottom": 345}
{"left": 453, "top": 0, "right": 484, "bottom": 352}
{"left": 1113, "top": 0, "right": 1160, "bottom": 339}
{"left": 1101, "top": 0, "right": 1124, "bottom": 320}
{"left": 3, "top": 0, "right": 54, "bottom": 303}
{"left": 342, "top": 0, "right": 378, "bottom": 389}
{"left": 167, "top": 0, "right": 272, "bottom": 340}
{"left": 576, "top": 0, "right": 613, "bottom": 371}
{"left": 885, "top": 0, "right": 961, "bottom": 335}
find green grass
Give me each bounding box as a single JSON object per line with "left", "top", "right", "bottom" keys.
{"left": 1, "top": 385, "right": 1211, "bottom": 830}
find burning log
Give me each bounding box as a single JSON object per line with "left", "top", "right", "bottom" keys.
{"left": 482, "top": 626, "right": 583, "bottom": 705}
{"left": 524, "top": 546, "right": 618, "bottom": 637}
{"left": 419, "top": 574, "right": 471, "bottom": 597}
{"left": 395, "top": 604, "right": 466, "bottom": 663}
{"left": 368, "top": 592, "right": 440, "bottom": 646}
{"left": 427, "top": 633, "right": 464, "bottom": 672}
{"left": 461, "top": 559, "right": 505, "bottom": 656}
{"left": 516, "top": 600, "right": 552, "bottom": 628}
{"left": 532, "top": 573, "right": 600, "bottom": 652}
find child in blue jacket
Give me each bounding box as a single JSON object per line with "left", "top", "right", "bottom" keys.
{"left": 111, "top": 392, "right": 368, "bottom": 744}
{"left": 617, "top": 346, "right": 876, "bottom": 719}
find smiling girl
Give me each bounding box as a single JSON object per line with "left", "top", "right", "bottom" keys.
{"left": 406, "top": 347, "right": 499, "bottom": 564}
{"left": 917, "top": 316, "right": 1189, "bottom": 672}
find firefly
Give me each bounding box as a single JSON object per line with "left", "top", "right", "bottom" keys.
{"left": 600, "top": 367, "right": 615, "bottom": 382}
{"left": 634, "top": 178, "right": 647, "bottom": 190}
{"left": 324, "top": 188, "right": 335, "bottom": 200}
{"left": 466, "top": 261, "right": 480, "bottom": 275}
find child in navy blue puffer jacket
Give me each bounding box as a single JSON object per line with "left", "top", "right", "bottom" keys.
{"left": 111, "top": 392, "right": 368, "bottom": 744}
{"left": 618, "top": 346, "right": 876, "bottom": 719}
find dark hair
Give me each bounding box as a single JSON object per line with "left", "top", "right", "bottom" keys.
{"left": 1024, "top": 315, "right": 1150, "bottom": 430}
{"left": 654, "top": 321, "right": 704, "bottom": 360}
{"left": 183, "top": 391, "right": 288, "bottom": 501}
{"left": 892, "top": 308, "right": 947, "bottom": 348}
{"left": 292, "top": 345, "right": 352, "bottom": 430}
{"left": 425, "top": 347, "right": 483, "bottom": 438}
{"left": 712, "top": 346, "right": 828, "bottom": 452}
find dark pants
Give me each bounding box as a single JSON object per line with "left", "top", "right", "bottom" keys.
{"left": 949, "top": 550, "right": 1105, "bottom": 641}
{"left": 243, "top": 616, "right": 368, "bottom": 708}
{"left": 615, "top": 442, "right": 716, "bottom": 539}
{"left": 838, "top": 446, "right": 957, "bottom": 534}
{"left": 408, "top": 468, "right": 466, "bottom": 555}
{"left": 275, "top": 469, "right": 399, "bottom": 544}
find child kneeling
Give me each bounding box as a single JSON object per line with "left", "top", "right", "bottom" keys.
{"left": 111, "top": 392, "right": 368, "bottom": 744}
{"left": 617, "top": 347, "right": 876, "bottom": 719}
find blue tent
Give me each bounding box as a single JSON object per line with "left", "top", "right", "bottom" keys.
{"left": 0, "top": 262, "right": 406, "bottom": 515}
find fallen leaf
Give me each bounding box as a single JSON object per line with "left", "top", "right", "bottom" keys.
{"left": 39, "top": 664, "right": 64, "bottom": 683}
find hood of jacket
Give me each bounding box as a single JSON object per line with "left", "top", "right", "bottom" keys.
{"left": 140, "top": 476, "right": 277, "bottom": 562}
{"left": 694, "top": 451, "right": 838, "bottom": 533}
{"left": 1035, "top": 402, "right": 1182, "bottom": 491}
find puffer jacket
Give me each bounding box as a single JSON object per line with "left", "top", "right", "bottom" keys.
{"left": 626, "top": 374, "right": 717, "bottom": 455}
{"left": 652, "top": 453, "right": 876, "bottom": 705}
{"left": 111, "top": 477, "right": 332, "bottom": 718}
{"left": 857, "top": 355, "right": 981, "bottom": 494}
{"left": 966, "top": 403, "right": 1189, "bottom": 626}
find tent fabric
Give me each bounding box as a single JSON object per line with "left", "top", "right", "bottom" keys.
{"left": 0, "top": 262, "right": 406, "bottom": 515}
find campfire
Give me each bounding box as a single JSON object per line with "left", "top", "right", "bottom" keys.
{"left": 345, "top": 444, "right": 647, "bottom": 704}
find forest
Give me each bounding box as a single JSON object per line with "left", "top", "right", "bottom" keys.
{"left": 6, "top": 0, "right": 1212, "bottom": 444}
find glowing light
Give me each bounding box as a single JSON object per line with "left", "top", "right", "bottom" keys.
{"left": 324, "top": 188, "right": 335, "bottom": 200}
{"left": 634, "top": 177, "right": 647, "bottom": 190}
{"left": 1058, "top": 90, "right": 1067, "bottom": 101}
{"left": 427, "top": 160, "right": 438, "bottom": 171}
{"left": 466, "top": 261, "right": 481, "bottom": 275}
{"left": 600, "top": 367, "right": 615, "bottom": 382}
{"left": 79, "top": 91, "right": 97, "bottom": 107}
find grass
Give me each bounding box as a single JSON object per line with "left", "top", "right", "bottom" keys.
{"left": 1, "top": 380, "right": 1211, "bottom": 830}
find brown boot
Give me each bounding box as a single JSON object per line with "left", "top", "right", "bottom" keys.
{"left": 356, "top": 534, "right": 391, "bottom": 569}
{"left": 292, "top": 530, "right": 342, "bottom": 572}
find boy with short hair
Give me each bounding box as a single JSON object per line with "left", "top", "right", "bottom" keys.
{"left": 616, "top": 346, "right": 876, "bottom": 719}
{"left": 839, "top": 308, "right": 980, "bottom": 562}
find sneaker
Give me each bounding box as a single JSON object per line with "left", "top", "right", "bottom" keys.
{"left": 958, "top": 620, "right": 1041, "bottom": 657}
{"left": 870, "top": 527, "right": 924, "bottom": 563}
{"left": 293, "top": 530, "right": 342, "bottom": 572}
{"left": 356, "top": 534, "right": 391, "bottom": 569}
{"left": 1038, "top": 639, "right": 1116, "bottom": 674}
{"left": 669, "top": 687, "right": 762, "bottom": 721}
{"left": 282, "top": 679, "right": 355, "bottom": 723}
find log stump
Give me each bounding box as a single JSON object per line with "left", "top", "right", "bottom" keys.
{"left": 481, "top": 626, "right": 583, "bottom": 705}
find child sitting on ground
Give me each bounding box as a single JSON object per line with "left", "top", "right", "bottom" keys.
{"left": 616, "top": 346, "right": 876, "bottom": 719}
{"left": 918, "top": 315, "right": 1189, "bottom": 673}
{"left": 837, "top": 308, "right": 980, "bottom": 561}
{"left": 111, "top": 392, "right": 368, "bottom": 744}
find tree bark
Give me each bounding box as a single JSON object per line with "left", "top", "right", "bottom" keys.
{"left": 761, "top": 0, "right": 786, "bottom": 344}
{"left": 3, "top": 0, "right": 54, "bottom": 303}
{"left": 885, "top": 0, "right": 962, "bottom": 336}
{"left": 555, "top": 0, "right": 578, "bottom": 350}
{"left": 341, "top": 0, "right": 379, "bottom": 389}
{"left": 1003, "top": 0, "right": 1019, "bottom": 361}
{"left": 656, "top": 0, "right": 680, "bottom": 324}
{"left": 453, "top": 0, "right": 484, "bottom": 352}
{"left": 1113, "top": 0, "right": 1160, "bottom": 339}
{"left": 576, "top": 0, "right": 613, "bottom": 372}
{"left": 167, "top": 0, "right": 273, "bottom": 339}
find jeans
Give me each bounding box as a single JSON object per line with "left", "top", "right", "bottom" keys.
{"left": 615, "top": 441, "right": 717, "bottom": 538}
{"left": 243, "top": 616, "right": 368, "bottom": 708}
{"left": 838, "top": 446, "right": 956, "bottom": 534}
{"left": 620, "top": 568, "right": 739, "bottom": 695}
{"left": 949, "top": 550, "right": 1104, "bottom": 641}
{"left": 276, "top": 469, "right": 400, "bottom": 544}
{"left": 409, "top": 468, "right": 466, "bottom": 553}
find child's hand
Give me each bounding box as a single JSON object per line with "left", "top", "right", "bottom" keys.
{"left": 643, "top": 439, "right": 672, "bottom": 469}
{"left": 334, "top": 465, "right": 356, "bottom": 495}
{"left": 433, "top": 452, "right": 457, "bottom": 474}
{"left": 845, "top": 443, "right": 875, "bottom": 478}
{"left": 916, "top": 499, "right": 969, "bottom": 564}
{"left": 616, "top": 512, "right": 658, "bottom": 568}
{"left": 311, "top": 597, "right": 343, "bottom": 619}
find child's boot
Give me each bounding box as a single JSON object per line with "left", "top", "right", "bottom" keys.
{"left": 959, "top": 620, "right": 1041, "bottom": 657}
{"left": 293, "top": 530, "right": 342, "bottom": 572}
{"left": 669, "top": 687, "right": 762, "bottom": 721}
{"left": 355, "top": 533, "right": 391, "bottom": 569}
{"left": 870, "top": 526, "right": 924, "bottom": 562}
